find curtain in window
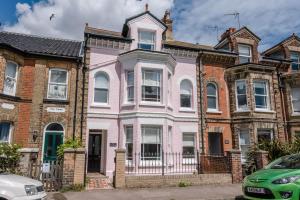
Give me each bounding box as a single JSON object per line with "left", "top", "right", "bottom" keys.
{"left": 141, "top": 127, "right": 161, "bottom": 160}
{"left": 48, "top": 70, "right": 67, "bottom": 99}
{"left": 182, "top": 133, "right": 195, "bottom": 158}
{"left": 4, "top": 62, "right": 18, "bottom": 95}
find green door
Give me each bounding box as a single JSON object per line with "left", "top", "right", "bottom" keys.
{"left": 43, "top": 132, "right": 63, "bottom": 162}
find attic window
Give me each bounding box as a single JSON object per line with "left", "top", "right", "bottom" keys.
{"left": 291, "top": 51, "right": 300, "bottom": 71}
{"left": 138, "top": 31, "right": 155, "bottom": 50}
{"left": 238, "top": 44, "right": 252, "bottom": 64}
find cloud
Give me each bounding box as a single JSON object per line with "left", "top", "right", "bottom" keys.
{"left": 4, "top": 0, "right": 174, "bottom": 40}
{"left": 172, "top": 0, "right": 300, "bottom": 50}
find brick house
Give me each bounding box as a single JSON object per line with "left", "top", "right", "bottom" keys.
{"left": 262, "top": 34, "right": 300, "bottom": 141}
{"left": 0, "top": 31, "right": 85, "bottom": 162}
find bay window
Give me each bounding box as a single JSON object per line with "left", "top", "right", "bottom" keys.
{"left": 182, "top": 133, "right": 195, "bottom": 159}
{"left": 207, "top": 83, "right": 218, "bottom": 111}
{"left": 236, "top": 80, "right": 248, "bottom": 111}
{"left": 180, "top": 80, "right": 192, "bottom": 108}
{"left": 127, "top": 71, "right": 134, "bottom": 102}
{"left": 257, "top": 129, "right": 273, "bottom": 143}
{"left": 238, "top": 44, "right": 252, "bottom": 63}
{"left": 0, "top": 122, "right": 11, "bottom": 143}
{"left": 239, "top": 129, "right": 250, "bottom": 163}
{"left": 253, "top": 80, "right": 269, "bottom": 110}
{"left": 142, "top": 70, "right": 161, "bottom": 102}
{"left": 138, "top": 31, "right": 155, "bottom": 50}
{"left": 291, "top": 87, "right": 300, "bottom": 114}
{"left": 291, "top": 52, "right": 300, "bottom": 71}
{"left": 125, "top": 126, "right": 133, "bottom": 161}
{"left": 141, "top": 126, "right": 161, "bottom": 160}
{"left": 47, "top": 69, "right": 68, "bottom": 100}
{"left": 94, "top": 72, "right": 109, "bottom": 103}
{"left": 3, "top": 61, "right": 18, "bottom": 96}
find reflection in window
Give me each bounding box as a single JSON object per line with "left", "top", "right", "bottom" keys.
{"left": 48, "top": 69, "right": 68, "bottom": 100}
{"left": 138, "top": 31, "right": 155, "bottom": 50}
{"left": 180, "top": 80, "right": 192, "bottom": 108}
{"left": 4, "top": 61, "right": 18, "bottom": 96}
{"left": 207, "top": 83, "right": 218, "bottom": 111}
{"left": 253, "top": 80, "right": 269, "bottom": 110}
{"left": 142, "top": 70, "right": 161, "bottom": 102}
{"left": 0, "top": 122, "right": 11, "bottom": 143}
{"left": 236, "top": 80, "right": 248, "bottom": 111}
{"left": 291, "top": 52, "right": 300, "bottom": 71}
{"left": 94, "top": 72, "right": 109, "bottom": 103}
{"left": 182, "top": 133, "right": 195, "bottom": 158}
{"left": 141, "top": 126, "right": 161, "bottom": 160}
{"left": 238, "top": 44, "right": 252, "bottom": 63}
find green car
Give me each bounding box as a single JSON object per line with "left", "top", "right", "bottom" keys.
{"left": 243, "top": 154, "right": 300, "bottom": 200}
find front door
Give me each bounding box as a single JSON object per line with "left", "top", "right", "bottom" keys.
{"left": 88, "top": 134, "right": 102, "bottom": 172}
{"left": 43, "top": 132, "right": 63, "bottom": 162}
{"left": 208, "top": 132, "right": 223, "bottom": 155}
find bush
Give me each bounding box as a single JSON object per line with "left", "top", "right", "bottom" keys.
{"left": 178, "top": 181, "right": 191, "bottom": 187}
{"left": 0, "top": 143, "right": 21, "bottom": 173}
{"left": 57, "top": 137, "right": 82, "bottom": 159}
{"left": 60, "top": 184, "right": 85, "bottom": 192}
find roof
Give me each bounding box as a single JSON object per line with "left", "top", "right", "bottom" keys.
{"left": 84, "top": 26, "right": 132, "bottom": 41}
{"left": 0, "top": 31, "right": 82, "bottom": 59}
{"left": 262, "top": 33, "right": 300, "bottom": 55}
{"left": 163, "top": 40, "right": 214, "bottom": 51}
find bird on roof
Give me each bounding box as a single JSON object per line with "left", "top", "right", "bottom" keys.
{"left": 50, "top": 14, "right": 55, "bottom": 21}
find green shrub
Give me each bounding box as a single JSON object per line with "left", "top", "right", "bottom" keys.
{"left": 178, "top": 181, "right": 191, "bottom": 187}
{"left": 0, "top": 143, "right": 21, "bottom": 173}
{"left": 60, "top": 184, "right": 85, "bottom": 192}
{"left": 57, "top": 137, "right": 82, "bottom": 159}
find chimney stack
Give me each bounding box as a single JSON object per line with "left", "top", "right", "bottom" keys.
{"left": 162, "top": 10, "right": 173, "bottom": 41}
{"left": 220, "top": 27, "right": 236, "bottom": 41}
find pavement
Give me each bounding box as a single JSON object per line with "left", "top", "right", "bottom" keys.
{"left": 57, "top": 184, "right": 244, "bottom": 200}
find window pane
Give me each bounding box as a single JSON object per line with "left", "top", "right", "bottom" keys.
{"left": 48, "top": 84, "right": 67, "bottom": 99}
{"left": 125, "top": 126, "right": 133, "bottom": 160}
{"left": 183, "top": 147, "right": 195, "bottom": 158}
{"left": 255, "top": 96, "right": 267, "bottom": 108}
{"left": 5, "top": 62, "right": 17, "bottom": 78}
{"left": 292, "top": 63, "right": 300, "bottom": 71}
{"left": 183, "top": 133, "right": 194, "bottom": 146}
{"left": 142, "top": 86, "right": 160, "bottom": 101}
{"left": 0, "top": 122, "right": 10, "bottom": 142}
{"left": 236, "top": 80, "right": 246, "bottom": 95}
{"left": 141, "top": 127, "right": 161, "bottom": 160}
{"left": 257, "top": 129, "right": 273, "bottom": 143}
{"left": 139, "top": 31, "right": 154, "bottom": 43}
{"left": 138, "top": 43, "right": 154, "bottom": 50}
{"left": 239, "top": 56, "right": 250, "bottom": 64}
{"left": 127, "top": 86, "right": 134, "bottom": 102}
{"left": 95, "top": 73, "right": 108, "bottom": 89}
{"left": 50, "top": 70, "right": 67, "bottom": 84}
{"left": 4, "top": 77, "right": 16, "bottom": 95}
{"left": 291, "top": 88, "right": 300, "bottom": 112}
{"left": 181, "top": 94, "right": 191, "bottom": 108}
{"left": 126, "top": 127, "right": 133, "bottom": 143}
{"left": 254, "top": 82, "right": 266, "bottom": 95}
{"left": 143, "top": 71, "right": 160, "bottom": 86}
{"left": 237, "top": 95, "right": 247, "bottom": 109}
{"left": 46, "top": 123, "right": 64, "bottom": 131}
{"left": 240, "top": 130, "right": 250, "bottom": 145}
{"left": 127, "top": 71, "right": 134, "bottom": 86}
{"left": 239, "top": 45, "right": 251, "bottom": 56}
{"left": 180, "top": 80, "right": 192, "bottom": 95}
{"left": 207, "top": 83, "right": 216, "bottom": 96}
{"left": 207, "top": 96, "right": 216, "bottom": 109}
{"left": 94, "top": 88, "right": 108, "bottom": 103}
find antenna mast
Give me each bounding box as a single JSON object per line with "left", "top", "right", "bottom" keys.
{"left": 207, "top": 25, "right": 220, "bottom": 41}
{"left": 224, "top": 12, "right": 240, "bottom": 28}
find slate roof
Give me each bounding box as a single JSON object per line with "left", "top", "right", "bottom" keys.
{"left": 163, "top": 40, "right": 214, "bottom": 51}
{"left": 0, "top": 31, "right": 82, "bottom": 59}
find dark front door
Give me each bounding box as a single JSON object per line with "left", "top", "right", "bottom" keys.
{"left": 88, "top": 134, "right": 102, "bottom": 172}
{"left": 208, "top": 132, "right": 223, "bottom": 155}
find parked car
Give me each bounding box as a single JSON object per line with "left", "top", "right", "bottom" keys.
{"left": 0, "top": 172, "right": 47, "bottom": 200}
{"left": 243, "top": 153, "right": 300, "bottom": 200}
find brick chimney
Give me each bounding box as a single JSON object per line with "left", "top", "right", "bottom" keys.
{"left": 220, "top": 27, "right": 236, "bottom": 41}
{"left": 162, "top": 10, "right": 173, "bottom": 41}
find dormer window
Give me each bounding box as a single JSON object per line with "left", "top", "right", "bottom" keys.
{"left": 138, "top": 30, "right": 155, "bottom": 50}
{"left": 238, "top": 44, "right": 252, "bottom": 64}
{"left": 291, "top": 51, "right": 300, "bottom": 71}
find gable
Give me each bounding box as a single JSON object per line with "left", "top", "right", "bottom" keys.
{"left": 232, "top": 27, "right": 261, "bottom": 42}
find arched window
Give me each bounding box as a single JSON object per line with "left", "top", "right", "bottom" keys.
{"left": 94, "top": 72, "right": 109, "bottom": 103}
{"left": 180, "top": 80, "right": 192, "bottom": 108}
{"left": 44, "top": 123, "right": 64, "bottom": 162}
{"left": 4, "top": 61, "right": 18, "bottom": 96}
{"left": 207, "top": 82, "right": 218, "bottom": 111}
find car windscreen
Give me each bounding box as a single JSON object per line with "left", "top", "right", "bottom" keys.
{"left": 267, "top": 154, "right": 300, "bottom": 169}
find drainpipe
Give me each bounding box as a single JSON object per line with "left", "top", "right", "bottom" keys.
{"left": 72, "top": 60, "right": 80, "bottom": 140}
{"left": 198, "top": 53, "right": 205, "bottom": 154}
{"left": 277, "top": 66, "right": 288, "bottom": 141}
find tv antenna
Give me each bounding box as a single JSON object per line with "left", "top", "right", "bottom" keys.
{"left": 224, "top": 12, "right": 240, "bottom": 29}
{"left": 207, "top": 25, "right": 220, "bottom": 41}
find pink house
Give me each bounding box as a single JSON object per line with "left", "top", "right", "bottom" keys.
{"left": 85, "top": 9, "right": 199, "bottom": 179}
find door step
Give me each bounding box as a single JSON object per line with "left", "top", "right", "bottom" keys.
{"left": 86, "top": 176, "right": 113, "bottom": 190}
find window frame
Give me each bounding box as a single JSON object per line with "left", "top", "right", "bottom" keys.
{"left": 0, "top": 122, "right": 12, "bottom": 143}
{"left": 291, "top": 51, "right": 300, "bottom": 71}
{"left": 125, "top": 125, "right": 133, "bottom": 161}
{"left": 180, "top": 79, "right": 193, "bottom": 109}
{"left": 138, "top": 30, "right": 156, "bottom": 51}
{"left": 239, "top": 129, "right": 250, "bottom": 163}
{"left": 141, "top": 69, "right": 161, "bottom": 103}
{"left": 3, "top": 61, "right": 18, "bottom": 96}
{"left": 238, "top": 44, "right": 252, "bottom": 64}
{"left": 126, "top": 71, "right": 134, "bottom": 103}
{"left": 257, "top": 128, "right": 273, "bottom": 143}
{"left": 47, "top": 68, "right": 68, "bottom": 100}
{"left": 291, "top": 87, "right": 300, "bottom": 114}
{"left": 93, "top": 72, "right": 109, "bottom": 105}
{"left": 141, "top": 126, "right": 162, "bottom": 161}
{"left": 253, "top": 80, "right": 270, "bottom": 111}
{"left": 206, "top": 82, "right": 218, "bottom": 112}
{"left": 182, "top": 132, "right": 196, "bottom": 161}
{"left": 235, "top": 79, "right": 248, "bottom": 111}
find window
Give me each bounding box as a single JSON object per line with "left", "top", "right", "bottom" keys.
{"left": 182, "top": 133, "right": 195, "bottom": 158}
{"left": 3, "top": 61, "right": 18, "bottom": 96}
{"left": 180, "top": 80, "right": 192, "bottom": 108}
{"left": 238, "top": 44, "right": 252, "bottom": 63}
{"left": 236, "top": 80, "right": 248, "bottom": 111}
{"left": 168, "top": 73, "right": 172, "bottom": 105}
{"left": 291, "top": 52, "right": 300, "bottom": 71}
{"left": 253, "top": 80, "right": 269, "bottom": 110}
{"left": 291, "top": 87, "right": 300, "bottom": 114}
{"left": 94, "top": 72, "right": 109, "bottom": 103}
{"left": 47, "top": 69, "right": 68, "bottom": 100}
{"left": 257, "top": 129, "right": 273, "bottom": 143}
{"left": 125, "top": 126, "right": 133, "bottom": 161}
{"left": 138, "top": 31, "right": 155, "bottom": 50}
{"left": 208, "top": 132, "right": 223, "bottom": 155}
{"left": 239, "top": 130, "right": 250, "bottom": 163}
{"left": 141, "top": 126, "right": 161, "bottom": 160}
{"left": 142, "top": 70, "right": 161, "bottom": 102}
{"left": 0, "top": 122, "right": 11, "bottom": 143}
{"left": 207, "top": 83, "right": 218, "bottom": 111}
{"left": 127, "top": 71, "right": 134, "bottom": 102}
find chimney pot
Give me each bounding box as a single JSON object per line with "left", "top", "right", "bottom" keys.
{"left": 145, "top": 3, "right": 149, "bottom": 11}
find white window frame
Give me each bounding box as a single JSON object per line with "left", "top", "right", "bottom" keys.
{"left": 253, "top": 80, "right": 270, "bottom": 111}
{"left": 141, "top": 69, "right": 161, "bottom": 103}
{"left": 167, "top": 72, "right": 172, "bottom": 107}
{"left": 140, "top": 126, "right": 162, "bottom": 162}
{"left": 180, "top": 79, "right": 193, "bottom": 109}
{"left": 239, "top": 129, "right": 250, "bottom": 163}
{"left": 47, "top": 68, "right": 68, "bottom": 100}
{"left": 238, "top": 44, "right": 252, "bottom": 63}
{"left": 138, "top": 30, "right": 155, "bottom": 51}
{"left": 182, "top": 132, "right": 196, "bottom": 164}
{"left": 235, "top": 80, "right": 248, "bottom": 111}
{"left": 93, "top": 72, "right": 109, "bottom": 105}
{"left": 207, "top": 82, "right": 218, "bottom": 112}
{"left": 291, "top": 51, "right": 300, "bottom": 71}
{"left": 3, "top": 61, "right": 18, "bottom": 96}
{"left": 126, "top": 71, "right": 134, "bottom": 103}
{"left": 291, "top": 87, "right": 300, "bottom": 115}
{"left": 125, "top": 125, "right": 133, "bottom": 162}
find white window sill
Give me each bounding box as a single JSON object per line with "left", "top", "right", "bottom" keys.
{"left": 122, "top": 102, "right": 135, "bottom": 107}
{"left": 234, "top": 110, "right": 251, "bottom": 113}
{"left": 179, "top": 108, "right": 196, "bottom": 113}
{"left": 207, "top": 110, "right": 222, "bottom": 114}
{"left": 254, "top": 109, "right": 275, "bottom": 113}
{"left": 90, "top": 103, "right": 111, "bottom": 108}
{"left": 139, "top": 102, "right": 165, "bottom": 107}
{"left": 292, "top": 113, "right": 300, "bottom": 116}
